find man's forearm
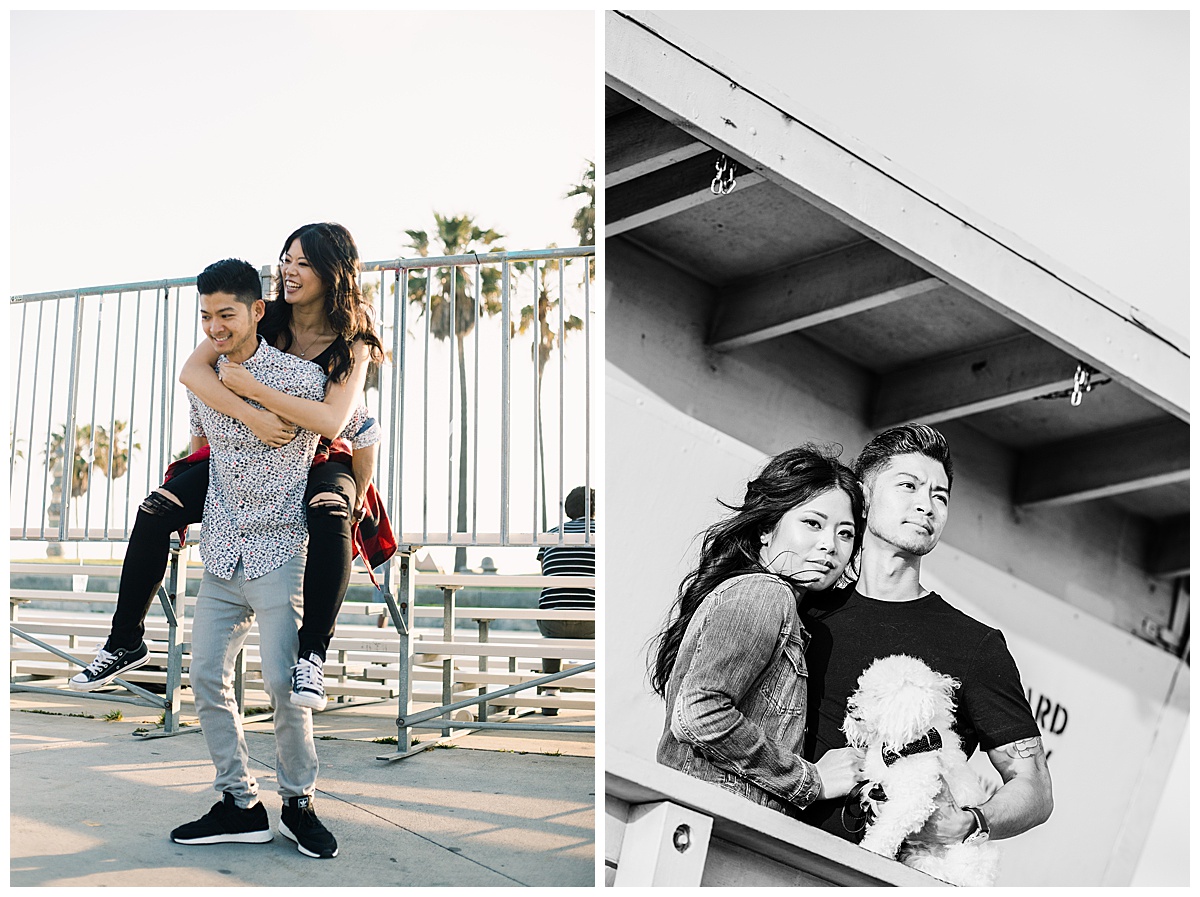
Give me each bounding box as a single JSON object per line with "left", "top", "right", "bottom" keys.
{"left": 182, "top": 357, "right": 257, "bottom": 421}
{"left": 909, "top": 735, "right": 1053, "bottom": 846}
{"left": 977, "top": 736, "right": 1054, "bottom": 839}
{"left": 976, "top": 773, "right": 1053, "bottom": 839}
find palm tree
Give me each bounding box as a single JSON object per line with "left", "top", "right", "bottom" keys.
{"left": 403, "top": 213, "right": 505, "bottom": 571}
{"left": 566, "top": 161, "right": 595, "bottom": 279}
{"left": 44, "top": 421, "right": 139, "bottom": 553}
{"left": 47, "top": 424, "right": 95, "bottom": 505}
{"left": 92, "top": 421, "right": 138, "bottom": 481}
{"left": 515, "top": 252, "right": 584, "bottom": 530}
{"left": 566, "top": 160, "right": 595, "bottom": 246}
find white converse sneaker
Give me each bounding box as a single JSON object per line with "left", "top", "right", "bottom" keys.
{"left": 289, "top": 655, "right": 327, "bottom": 711}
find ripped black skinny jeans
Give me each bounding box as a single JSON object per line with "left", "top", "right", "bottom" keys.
{"left": 105, "top": 456, "right": 356, "bottom": 663}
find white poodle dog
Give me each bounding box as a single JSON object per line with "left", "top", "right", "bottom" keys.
{"left": 842, "top": 654, "right": 1000, "bottom": 887}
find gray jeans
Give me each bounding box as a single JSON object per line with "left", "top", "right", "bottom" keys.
{"left": 191, "top": 555, "right": 318, "bottom": 808}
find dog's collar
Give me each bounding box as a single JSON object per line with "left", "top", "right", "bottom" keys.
{"left": 882, "top": 727, "right": 943, "bottom": 766}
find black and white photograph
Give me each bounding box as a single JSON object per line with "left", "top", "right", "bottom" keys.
{"left": 603, "top": 10, "right": 1188, "bottom": 888}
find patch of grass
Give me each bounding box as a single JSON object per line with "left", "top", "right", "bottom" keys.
{"left": 19, "top": 709, "right": 95, "bottom": 719}
{"left": 371, "top": 736, "right": 398, "bottom": 745}
{"left": 103, "top": 709, "right": 124, "bottom": 722}
{"left": 133, "top": 727, "right": 150, "bottom": 735}
{"left": 244, "top": 706, "right": 273, "bottom": 716}
{"left": 430, "top": 742, "right": 457, "bottom": 750}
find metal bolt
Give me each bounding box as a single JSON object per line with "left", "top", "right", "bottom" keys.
{"left": 673, "top": 824, "right": 692, "bottom": 853}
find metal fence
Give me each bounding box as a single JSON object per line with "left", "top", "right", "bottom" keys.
{"left": 9, "top": 246, "right": 596, "bottom": 553}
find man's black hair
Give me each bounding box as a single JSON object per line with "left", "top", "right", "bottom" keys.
{"left": 855, "top": 424, "right": 954, "bottom": 493}
{"left": 565, "top": 486, "right": 595, "bottom": 520}
{"left": 196, "top": 258, "right": 262, "bottom": 310}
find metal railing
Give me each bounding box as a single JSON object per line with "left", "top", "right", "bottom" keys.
{"left": 9, "top": 246, "right": 597, "bottom": 753}
{"left": 606, "top": 750, "right": 943, "bottom": 886}
{"left": 9, "top": 246, "right": 595, "bottom": 550}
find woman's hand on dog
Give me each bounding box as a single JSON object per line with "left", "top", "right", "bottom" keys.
{"left": 814, "top": 746, "right": 866, "bottom": 800}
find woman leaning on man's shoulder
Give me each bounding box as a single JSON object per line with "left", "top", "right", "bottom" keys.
{"left": 650, "top": 444, "right": 867, "bottom": 818}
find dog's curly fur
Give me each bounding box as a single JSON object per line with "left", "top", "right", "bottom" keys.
{"left": 842, "top": 654, "right": 1000, "bottom": 887}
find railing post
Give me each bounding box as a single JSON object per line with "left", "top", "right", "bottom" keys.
{"left": 613, "top": 801, "right": 714, "bottom": 887}
{"left": 441, "top": 585, "right": 458, "bottom": 736}
{"left": 500, "top": 259, "right": 511, "bottom": 544}
{"left": 158, "top": 284, "right": 171, "bottom": 515}
{"left": 162, "top": 540, "right": 186, "bottom": 735}
{"left": 477, "top": 619, "right": 489, "bottom": 722}
{"left": 59, "top": 291, "right": 86, "bottom": 540}
{"left": 387, "top": 549, "right": 416, "bottom": 756}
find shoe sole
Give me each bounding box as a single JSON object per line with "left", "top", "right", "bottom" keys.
{"left": 289, "top": 691, "right": 328, "bottom": 712}
{"left": 171, "top": 829, "right": 274, "bottom": 845}
{"left": 68, "top": 652, "right": 151, "bottom": 692}
{"left": 278, "top": 820, "right": 338, "bottom": 858}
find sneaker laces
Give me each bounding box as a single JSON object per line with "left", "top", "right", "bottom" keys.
{"left": 82, "top": 645, "right": 117, "bottom": 675}
{"left": 293, "top": 657, "right": 324, "bottom": 692}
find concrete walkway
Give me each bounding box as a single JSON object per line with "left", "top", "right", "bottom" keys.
{"left": 10, "top": 690, "right": 596, "bottom": 887}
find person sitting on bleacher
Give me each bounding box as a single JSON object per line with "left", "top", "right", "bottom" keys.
{"left": 536, "top": 486, "right": 596, "bottom": 716}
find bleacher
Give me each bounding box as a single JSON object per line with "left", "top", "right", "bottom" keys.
{"left": 10, "top": 553, "right": 595, "bottom": 753}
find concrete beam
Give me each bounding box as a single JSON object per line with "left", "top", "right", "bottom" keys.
{"left": 872, "top": 332, "right": 1079, "bottom": 429}
{"left": 607, "top": 151, "right": 765, "bottom": 238}
{"left": 607, "top": 105, "right": 708, "bottom": 187}
{"left": 707, "top": 240, "right": 940, "bottom": 351}
{"left": 1015, "top": 420, "right": 1190, "bottom": 508}
{"left": 606, "top": 10, "right": 1189, "bottom": 422}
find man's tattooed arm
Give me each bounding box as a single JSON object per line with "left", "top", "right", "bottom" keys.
{"left": 977, "top": 735, "right": 1054, "bottom": 839}
{"left": 1003, "top": 736, "right": 1044, "bottom": 761}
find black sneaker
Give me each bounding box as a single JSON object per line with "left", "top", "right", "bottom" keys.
{"left": 279, "top": 794, "right": 338, "bottom": 858}
{"left": 170, "top": 793, "right": 273, "bottom": 845}
{"left": 69, "top": 641, "right": 150, "bottom": 691}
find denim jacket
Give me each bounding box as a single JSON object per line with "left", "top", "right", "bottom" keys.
{"left": 657, "top": 572, "right": 822, "bottom": 816}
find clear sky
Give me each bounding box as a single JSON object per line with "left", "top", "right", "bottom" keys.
{"left": 10, "top": 10, "right": 595, "bottom": 293}
{"left": 653, "top": 10, "right": 1190, "bottom": 339}
{"left": 9, "top": 10, "right": 597, "bottom": 574}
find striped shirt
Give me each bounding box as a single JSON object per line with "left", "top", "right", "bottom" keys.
{"left": 538, "top": 517, "right": 596, "bottom": 610}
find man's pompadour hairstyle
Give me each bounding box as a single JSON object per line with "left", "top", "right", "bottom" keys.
{"left": 855, "top": 423, "right": 954, "bottom": 492}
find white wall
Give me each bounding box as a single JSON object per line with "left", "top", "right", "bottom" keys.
{"left": 607, "top": 364, "right": 1188, "bottom": 886}
{"left": 607, "top": 366, "right": 767, "bottom": 759}
{"left": 607, "top": 238, "right": 1174, "bottom": 636}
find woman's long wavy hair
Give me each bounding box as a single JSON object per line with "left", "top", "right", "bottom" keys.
{"left": 263, "top": 222, "right": 384, "bottom": 383}
{"left": 648, "top": 443, "right": 864, "bottom": 699}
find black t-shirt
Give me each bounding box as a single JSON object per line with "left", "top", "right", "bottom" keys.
{"left": 797, "top": 585, "right": 1040, "bottom": 840}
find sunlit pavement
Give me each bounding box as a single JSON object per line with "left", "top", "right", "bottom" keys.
{"left": 10, "top": 691, "right": 596, "bottom": 887}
